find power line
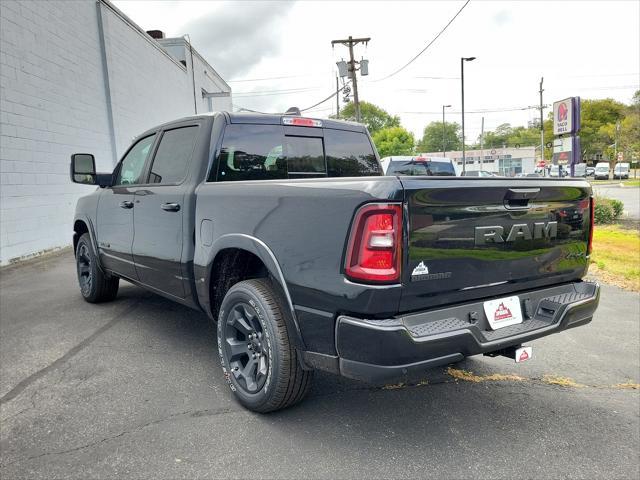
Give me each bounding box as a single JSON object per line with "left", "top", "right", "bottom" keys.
{"left": 234, "top": 87, "right": 324, "bottom": 97}
{"left": 228, "top": 74, "right": 320, "bottom": 83}
{"left": 374, "top": 0, "right": 471, "bottom": 82}
{"left": 300, "top": 81, "right": 352, "bottom": 112}
{"left": 400, "top": 106, "right": 539, "bottom": 115}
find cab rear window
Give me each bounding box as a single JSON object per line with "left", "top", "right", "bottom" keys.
{"left": 211, "top": 124, "right": 380, "bottom": 181}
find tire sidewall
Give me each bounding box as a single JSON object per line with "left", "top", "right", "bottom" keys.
{"left": 217, "top": 282, "right": 281, "bottom": 410}
{"left": 76, "top": 235, "right": 98, "bottom": 301}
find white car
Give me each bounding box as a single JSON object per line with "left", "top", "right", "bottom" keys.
{"left": 594, "top": 162, "right": 610, "bottom": 180}
{"left": 613, "top": 162, "right": 630, "bottom": 180}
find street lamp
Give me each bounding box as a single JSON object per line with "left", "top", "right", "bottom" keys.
{"left": 461, "top": 56, "right": 476, "bottom": 174}
{"left": 442, "top": 104, "right": 451, "bottom": 157}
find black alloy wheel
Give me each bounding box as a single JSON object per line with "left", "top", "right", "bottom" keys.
{"left": 222, "top": 302, "right": 270, "bottom": 393}
{"left": 76, "top": 242, "right": 93, "bottom": 297}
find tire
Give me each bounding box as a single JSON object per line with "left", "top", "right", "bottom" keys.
{"left": 75, "top": 233, "right": 119, "bottom": 303}
{"left": 217, "top": 279, "right": 312, "bottom": 413}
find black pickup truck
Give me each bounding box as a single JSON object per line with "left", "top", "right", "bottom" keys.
{"left": 70, "top": 112, "right": 599, "bottom": 412}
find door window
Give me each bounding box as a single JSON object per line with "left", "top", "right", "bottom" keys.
{"left": 148, "top": 126, "right": 199, "bottom": 184}
{"left": 114, "top": 134, "right": 156, "bottom": 185}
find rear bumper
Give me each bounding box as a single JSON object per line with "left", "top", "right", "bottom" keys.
{"left": 336, "top": 281, "right": 600, "bottom": 383}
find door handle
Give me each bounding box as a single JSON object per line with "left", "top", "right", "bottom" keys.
{"left": 119, "top": 201, "right": 134, "bottom": 209}
{"left": 161, "top": 202, "right": 181, "bottom": 212}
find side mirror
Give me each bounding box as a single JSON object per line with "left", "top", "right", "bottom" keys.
{"left": 70, "top": 153, "right": 97, "bottom": 185}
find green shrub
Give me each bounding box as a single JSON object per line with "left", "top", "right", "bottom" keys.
{"left": 610, "top": 199, "right": 624, "bottom": 218}
{"left": 594, "top": 197, "right": 624, "bottom": 224}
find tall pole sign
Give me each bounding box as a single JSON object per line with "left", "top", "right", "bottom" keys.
{"left": 552, "top": 96, "right": 581, "bottom": 176}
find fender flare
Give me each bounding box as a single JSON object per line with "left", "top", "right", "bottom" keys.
{"left": 204, "top": 234, "right": 306, "bottom": 351}
{"left": 73, "top": 215, "right": 104, "bottom": 272}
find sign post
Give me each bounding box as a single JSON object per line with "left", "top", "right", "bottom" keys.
{"left": 553, "top": 97, "right": 581, "bottom": 176}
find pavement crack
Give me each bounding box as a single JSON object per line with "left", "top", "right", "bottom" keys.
{"left": 0, "top": 300, "right": 141, "bottom": 406}
{"left": 0, "top": 407, "right": 236, "bottom": 468}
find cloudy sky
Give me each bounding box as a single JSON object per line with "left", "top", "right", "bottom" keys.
{"left": 113, "top": 0, "right": 639, "bottom": 142}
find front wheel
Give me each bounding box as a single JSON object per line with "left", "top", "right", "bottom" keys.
{"left": 217, "top": 279, "right": 312, "bottom": 413}
{"left": 75, "top": 233, "right": 119, "bottom": 303}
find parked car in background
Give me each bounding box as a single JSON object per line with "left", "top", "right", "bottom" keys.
{"left": 380, "top": 156, "right": 456, "bottom": 176}
{"left": 594, "top": 162, "right": 610, "bottom": 180}
{"left": 613, "top": 162, "right": 630, "bottom": 179}
{"left": 461, "top": 170, "right": 498, "bottom": 177}
{"left": 586, "top": 167, "right": 595, "bottom": 177}
{"left": 549, "top": 165, "right": 567, "bottom": 177}
{"left": 572, "top": 163, "right": 587, "bottom": 178}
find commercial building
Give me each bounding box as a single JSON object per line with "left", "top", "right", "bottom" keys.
{"left": 421, "top": 146, "right": 537, "bottom": 176}
{"left": 0, "top": 0, "right": 231, "bottom": 264}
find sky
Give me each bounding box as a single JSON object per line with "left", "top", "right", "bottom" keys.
{"left": 113, "top": 0, "right": 640, "bottom": 143}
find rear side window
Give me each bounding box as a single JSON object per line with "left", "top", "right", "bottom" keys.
{"left": 148, "top": 126, "right": 199, "bottom": 184}
{"left": 387, "top": 160, "right": 455, "bottom": 176}
{"left": 212, "top": 124, "right": 380, "bottom": 181}
{"left": 325, "top": 129, "right": 380, "bottom": 177}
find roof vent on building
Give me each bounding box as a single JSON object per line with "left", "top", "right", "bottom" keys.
{"left": 146, "top": 30, "right": 165, "bottom": 40}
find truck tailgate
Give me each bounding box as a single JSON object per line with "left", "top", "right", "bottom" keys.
{"left": 400, "top": 178, "right": 592, "bottom": 312}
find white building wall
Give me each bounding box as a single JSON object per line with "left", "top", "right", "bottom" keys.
{"left": 0, "top": 0, "right": 231, "bottom": 265}
{"left": 1, "top": 0, "right": 114, "bottom": 263}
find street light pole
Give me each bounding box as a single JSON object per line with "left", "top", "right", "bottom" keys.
{"left": 442, "top": 104, "right": 451, "bottom": 157}
{"left": 460, "top": 56, "right": 476, "bottom": 174}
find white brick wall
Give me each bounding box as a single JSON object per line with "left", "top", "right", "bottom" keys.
{"left": 0, "top": 0, "right": 231, "bottom": 265}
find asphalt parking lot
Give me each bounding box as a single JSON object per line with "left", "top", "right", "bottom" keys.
{"left": 1, "top": 250, "right": 639, "bottom": 479}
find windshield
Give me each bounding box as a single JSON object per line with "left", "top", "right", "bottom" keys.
{"left": 595, "top": 166, "right": 609, "bottom": 171}
{"left": 387, "top": 160, "right": 455, "bottom": 176}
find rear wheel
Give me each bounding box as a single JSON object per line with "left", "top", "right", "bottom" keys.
{"left": 75, "top": 233, "right": 119, "bottom": 303}
{"left": 217, "top": 279, "right": 312, "bottom": 413}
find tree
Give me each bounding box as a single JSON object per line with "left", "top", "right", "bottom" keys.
{"left": 371, "top": 127, "right": 415, "bottom": 157}
{"left": 416, "top": 121, "right": 461, "bottom": 153}
{"left": 335, "top": 101, "right": 400, "bottom": 134}
{"left": 579, "top": 98, "right": 626, "bottom": 160}
{"left": 619, "top": 90, "right": 640, "bottom": 163}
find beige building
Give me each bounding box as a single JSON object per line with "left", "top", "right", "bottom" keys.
{"left": 421, "top": 146, "right": 537, "bottom": 176}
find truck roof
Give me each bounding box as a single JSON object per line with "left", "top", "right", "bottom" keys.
{"left": 138, "top": 112, "right": 367, "bottom": 135}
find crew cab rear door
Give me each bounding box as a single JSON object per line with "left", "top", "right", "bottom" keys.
{"left": 399, "top": 178, "right": 592, "bottom": 312}
{"left": 131, "top": 124, "right": 200, "bottom": 298}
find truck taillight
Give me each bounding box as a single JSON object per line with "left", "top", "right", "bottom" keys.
{"left": 345, "top": 203, "right": 402, "bottom": 283}
{"left": 588, "top": 197, "right": 595, "bottom": 255}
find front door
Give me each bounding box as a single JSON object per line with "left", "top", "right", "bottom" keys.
{"left": 96, "top": 133, "right": 156, "bottom": 279}
{"left": 132, "top": 125, "right": 200, "bottom": 298}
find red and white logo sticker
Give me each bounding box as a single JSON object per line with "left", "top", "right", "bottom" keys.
{"left": 515, "top": 346, "right": 532, "bottom": 363}
{"left": 494, "top": 302, "right": 513, "bottom": 322}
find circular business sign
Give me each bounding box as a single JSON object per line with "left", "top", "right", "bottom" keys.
{"left": 545, "top": 142, "right": 553, "bottom": 148}
{"left": 490, "top": 149, "right": 496, "bottom": 154}
{"left": 515, "top": 143, "right": 520, "bottom": 149}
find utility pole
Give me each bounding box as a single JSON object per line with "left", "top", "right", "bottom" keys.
{"left": 539, "top": 77, "right": 545, "bottom": 171}
{"left": 336, "top": 76, "right": 340, "bottom": 119}
{"left": 331, "top": 36, "right": 370, "bottom": 122}
{"left": 460, "top": 56, "right": 476, "bottom": 174}
{"left": 480, "top": 116, "right": 485, "bottom": 159}
{"left": 442, "top": 104, "right": 451, "bottom": 157}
